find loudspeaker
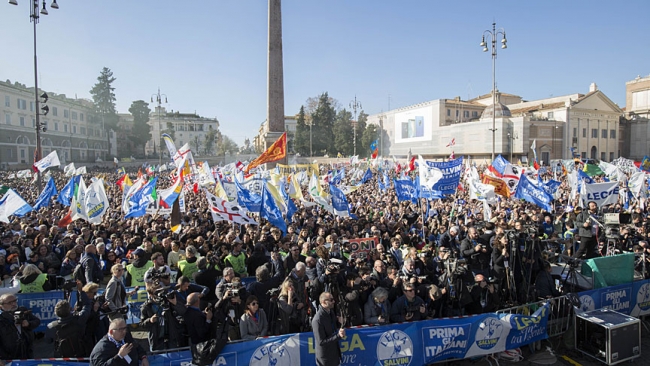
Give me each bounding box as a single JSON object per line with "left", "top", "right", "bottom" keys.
{"left": 575, "top": 309, "right": 640, "bottom": 365}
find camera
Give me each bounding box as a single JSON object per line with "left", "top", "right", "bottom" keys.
{"left": 13, "top": 309, "right": 31, "bottom": 323}
{"left": 267, "top": 287, "right": 281, "bottom": 297}
{"left": 326, "top": 258, "right": 344, "bottom": 274}
{"left": 225, "top": 282, "right": 244, "bottom": 298}
{"left": 153, "top": 288, "right": 177, "bottom": 305}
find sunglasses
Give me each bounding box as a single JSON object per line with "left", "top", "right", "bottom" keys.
{"left": 404, "top": 289, "right": 415, "bottom": 293}
{"left": 250, "top": 302, "right": 259, "bottom": 306}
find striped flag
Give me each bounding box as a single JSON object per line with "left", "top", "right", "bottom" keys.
{"left": 446, "top": 138, "right": 456, "bottom": 147}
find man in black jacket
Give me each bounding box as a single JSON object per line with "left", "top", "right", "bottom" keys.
{"left": 183, "top": 292, "right": 213, "bottom": 345}
{"left": 574, "top": 201, "right": 600, "bottom": 259}
{"left": 0, "top": 293, "right": 41, "bottom": 361}
{"left": 460, "top": 227, "right": 492, "bottom": 277}
{"left": 312, "top": 292, "right": 345, "bottom": 366}
{"left": 47, "top": 291, "right": 93, "bottom": 357}
{"left": 439, "top": 226, "right": 460, "bottom": 256}
{"left": 89, "top": 318, "right": 148, "bottom": 366}
{"left": 139, "top": 284, "right": 187, "bottom": 351}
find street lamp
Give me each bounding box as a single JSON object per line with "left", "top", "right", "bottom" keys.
{"left": 9, "top": 0, "right": 59, "bottom": 191}
{"left": 552, "top": 122, "right": 559, "bottom": 161}
{"left": 507, "top": 129, "right": 518, "bottom": 162}
{"left": 350, "top": 96, "right": 362, "bottom": 156}
{"left": 151, "top": 87, "right": 168, "bottom": 167}
{"left": 480, "top": 22, "right": 507, "bottom": 161}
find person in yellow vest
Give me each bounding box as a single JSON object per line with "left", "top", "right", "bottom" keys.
{"left": 224, "top": 240, "right": 248, "bottom": 278}
{"left": 19, "top": 263, "right": 51, "bottom": 293}
{"left": 126, "top": 248, "right": 153, "bottom": 287}
{"left": 178, "top": 245, "right": 200, "bottom": 283}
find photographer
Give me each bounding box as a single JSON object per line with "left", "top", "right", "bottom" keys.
{"left": 143, "top": 252, "right": 172, "bottom": 289}
{"left": 460, "top": 227, "right": 491, "bottom": 278}
{"left": 214, "top": 278, "right": 245, "bottom": 341}
{"left": 439, "top": 226, "right": 460, "bottom": 257}
{"left": 389, "top": 282, "right": 426, "bottom": 323}
{"left": 364, "top": 286, "right": 391, "bottom": 326}
{"left": 47, "top": 290, "right": 93, "bottom": 357}
{"left": 340, "top": 273, "right": 365, "bottom": 327}
{"left": 466, "top": 274, "right": 500, "bottom": 314}
{"left": 535, "top": 261, "right": 561, "bottom": 299}
{"left": 18, "top": 263, "right": 51, "bottom": 293}
{"left": 183, "top": 293, "right": 213, "bottom": 345}
{"left": 0, "top": 293, "right": 41, "bottom": 360}
{"left": 194, "top": 256, "right": 220, "bottom": 304}
{"left": 139, "top": 283, "right": 187, "bottom": 351}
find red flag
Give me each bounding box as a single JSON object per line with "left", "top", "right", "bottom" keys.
{"left": 245, "top": 132, "right": 287, "bottom": 173}
{"left": 32, "top": 148, "right": 40, "bottom": 172}
{"left": 192, "top": 182, "right": 199, "bottom": 194}
{"left": 533, "top": 161, "right": 540, "bottom": 170}
{"left": 58, "top": 210, "right": 73, "bottom": 228}
{"left": 408, "top": 156, "right": 416, "bottom": 172}
{"left": 446, "top": 138, "right": 456, "bottom": 147}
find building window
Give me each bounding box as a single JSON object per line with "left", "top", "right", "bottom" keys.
{"left": 581, "top": 152, "right": 586, "bottom": 158}
{"left": 601, "top": 152, "right": 606, "bottom": 161}
{"left": 610, "top": 130, "right": 616, "bottom": 139}
{"left": 472, "top": 111, "right": 478, "bottom": 117}
{"left": 80, "top": 127, "right": 86, "bottom": 135}
{"left": 582, "top": 128, "right": 586, "bottom": 137}
{"left": 17, "top": 99, "right": 26, "bottom": 110}
{"left": 64, "top": 124, "right": 67, "bottom": 132}
{"left": 610, "top": 152, "right": 614, "bottom": 161}
{"left": 591, "top": 129, "right": 597, "bottom": 138}
{"left": 4, "top": 96, "right": 9, "bottom": 107}
{"left": 54, "top": 122, "right": 58, "bottom": 131}
{"left": 73, "top": 126, "right": 77, "bottom": 134}
{"left": 64, "top": 109, "right": 69, "bottom": 118}
{"left": 20, "top": 150, "right": 25, "bottom": 158}
{"left": 601, "top": 129, "right": 607, "bottom": 138}
{"left": 7, "top": 149, "right": 12, "bottom": 158}
{"left": 52, "top": 107, "right": 58, "bottom": 116}
{"left": 455, "top": 110, "right": 459, "bottom": 117}
{"left": 447, "top": 109, "right": 451, "bottom": 117}
{"left": 19, "top": 117, "right": 25, "bottom": 126}
{"left": 71, "top": 111, "right": 78, "bottom": 120}
{"left": 547, "top": 111, "right": 554, "bottom": 119}
{"left": 573, "top": 128, "right": 577, "bottom": 137}
{"left": 80, "top": 113, "right": 84, "bottom": 121}
{"left": 30, "top": 101, "right": 34, "bottom": 111}
{"left": 5, "top": 114, "right": 10, "bottom": 125}
{"left": 32, "top": 118, "right": 35, "bottom": 127}
{"left": 464, "top": 111, "right": 469, "bottom": 118}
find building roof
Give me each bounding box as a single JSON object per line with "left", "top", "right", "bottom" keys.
{"left": 469, "top": 91, "right": 522, "bottom": 102}
{"left": 481, "top": 102, "right": 512, "bottom": 119}
{"left": 509, "top": 101, "right": 566, "bottom": 115}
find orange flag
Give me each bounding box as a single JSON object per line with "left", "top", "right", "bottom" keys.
{"left": 482, "top": 175, "right": 511, "bottom": 198}
{"left": 245, "top": 132, "right": 287, "bottom": 173}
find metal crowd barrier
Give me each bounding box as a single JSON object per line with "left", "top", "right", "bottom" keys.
{"left": 496, "top": 295, "right": 573, "bottom": 338}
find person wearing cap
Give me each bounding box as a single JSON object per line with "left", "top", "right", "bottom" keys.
{"left": 126, "top": 248, "right": 153, "bottom": 287}
{"left": 224, "top": 240, "right": 248, "bottom": 278}
{"left": 178, "top": 246, "right": 200, "bottom": 283}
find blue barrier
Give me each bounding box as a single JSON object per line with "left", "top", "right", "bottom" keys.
{"left": 14, "top": 278, "right": 650, "bottom": 365}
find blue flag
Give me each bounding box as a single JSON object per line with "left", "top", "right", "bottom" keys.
{"left": 378, "top": 176, "right": 386, "bottom": 191}
{"left": 280, "top": 184, "right": 297, "bottom": 220}
{"left": 329, "top": 183, "right": 350, "bottom": 217}
{"left": 577, "top": 169, "right": 594, "bottom": 184}
{"left": 394, "top": 178, "right": 418, "bottom": 204}
{"left": 235, "top": 179, "right": 262, "bottom": 213}
{"left": 515, "top": 175, "right": 553, "bottom": 212}
{"left": 261, "top": 185, "right": 287, "bottom": 234}
{"left": 124, "top": 177, "right": 158, "bottom": 219}
{"left": 33, "top": 177, "right": 58, "bottom": 211}
{"left": 542, "top": 179, "right": 561, "bottom": 196}
{"left": 359, "top": 168, "right": 373, "bottom": 185}
{"left": 56, "top": 175, "right": 80, "bottom": 206}
{"left": 491, "top": 155, "right": 509, "bottom": 175}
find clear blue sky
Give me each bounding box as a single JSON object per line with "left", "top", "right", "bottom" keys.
{"left": 1, "top": 1, "right": 648, "bottom": 146}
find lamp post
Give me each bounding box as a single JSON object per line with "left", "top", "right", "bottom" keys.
{"left": 480, "top": 22, "right": 507, "bottom": 161}
{"left": 552, "top": 121, "right": 558, "bottom": 161}
{"left": 9, "top": 0, "right": 59, "bottom": 191}
{"left": 350, "top": 96, "right": 362, "bottom": 156}
{"left": 507, "top": 130, "right": 518, "bottom": 162}
{"left": 151, "top": 88, "right": 168, "bottom": 167}
{"left": 379, "top": 114, "right": 384, "bottom": 158}
{"left": 309, "top": 117, "right": 312, "bottom": 158}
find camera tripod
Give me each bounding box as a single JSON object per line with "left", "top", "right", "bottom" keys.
{"left": 559, "top": 255, "right": 591, "bottom": 294}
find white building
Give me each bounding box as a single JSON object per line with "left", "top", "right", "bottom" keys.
{"left": 624, "top": 74, "right": 650, "bottom": 160}
{"left": 367, "top": 83, "right": 623, "bottom": 163}
{"left": 253, "top": 116, "right": 297, "bottom": 153}
{"left": 146, "top": 107, "right": 221, "bottom": 158}
{"left": 0, "top": 79, "right": 109, "bottom": 168}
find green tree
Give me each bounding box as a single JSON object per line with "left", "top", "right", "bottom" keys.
{"left": 354, "top": 111, "right": 367, "bottom": 156}
{"left": 203, "top": 128, "right": 220, "bottom": 155}
{"left": 294, "top": 106, "right": 310, "bottom": 156}
{"left": 311, "top": 93, "right": 336, "bottom": 155}
{"left": 127, "top": 100, "right": 151, "bottom": 157}
{"left": 216, "top": 135, "right": 239, "bottom": 156}
{"left": 333, "top": 108, "right": 353, "bottom": 156}
{"left": 89, "top": 67, "right": 119, "bottom": 155}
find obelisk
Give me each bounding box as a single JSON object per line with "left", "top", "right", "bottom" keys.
{"left": 266, "top": 0, "right": 285, "bottom": 163}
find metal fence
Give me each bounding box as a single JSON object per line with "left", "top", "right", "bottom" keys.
{"left": 496, "top": 295, "right": 573, "bottom": 338}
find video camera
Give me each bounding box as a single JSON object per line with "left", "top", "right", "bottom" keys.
{"left": 13, "top": 309, "right": 31, "bottom": 324}
{"left": 225, "top": 282, "right": 244, "bottom": 298}
{"left": 47, "top": 275, "right": 77, "bottom": 292}
{"left": 267, "top": 287, "right": 281, "bottom": 297}
{"left": 153, "top": 288, "right": 177, "bottom": 308}
{"left": 148, "top": 269, "right": 171, "bottom": 285}
{"left": 326, "top": 258, "right": 344, "bottom": 274}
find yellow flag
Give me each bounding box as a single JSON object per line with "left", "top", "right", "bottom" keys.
{"left": 214, "top": 179, "right": 229, "bottom": 200}
{"left": 289, "top": 173, "right": 303, "bottom": 200}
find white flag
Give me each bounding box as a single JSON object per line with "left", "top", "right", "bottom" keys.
{"left": 113, "top": 157, "right": 119, "bottom": 164}
{"left": 530, "top": 139, "right": 536, "bottom": 151}
{"left": 198, "top": 161, "right": 216, "bottom": 187}
{"left": 0, "top": 189, "right": 33, "bottom": 223}
{"left": 64, "top": 162, "right": 76, "bottom": 177}
{"left": 75, "top": 166, "right": 87, "bottom": 175}
{"left": 71, "top": 178, "right": 89, "bottom": 221}
{"left": 418, "top": 155, "right": 443, "bottom": 190}
{"left": 33, "top": 151, "right": 61, "bottom": 172}
{"left": 84, "top": 179, "right": 109, "bottom": 224}
{"left": 206, "top": 191, "right": 258, "bottom": 225}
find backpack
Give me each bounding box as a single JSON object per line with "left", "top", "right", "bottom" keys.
{"left": 53, "top": 320, "right": 85, "bottom": 357}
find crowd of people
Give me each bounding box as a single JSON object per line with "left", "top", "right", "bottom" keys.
{"left": 0, "top": 161, "right": 648, "bottom": 365}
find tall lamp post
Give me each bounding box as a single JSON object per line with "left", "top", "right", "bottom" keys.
{"left": 507, "top": 130, "right": 518, "bottom": 162}
{"left": 350, "top": 96, "right": 362, "bottom": 156}
{"left": 151, "top": 88, "right": 168, "bottom": 167}
{"left": 9, "top": 0, "right": 59, "bottom": 191}
{"left": 480, "top": 22, "right": 507, "bottom": 161}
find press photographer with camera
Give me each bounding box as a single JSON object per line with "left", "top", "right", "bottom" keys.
{"left": 389, "top": 282, "right": 426, "bottom": 323}
{"left": 466, "top": 274, "right": 500, "bottom": 314}
{"left": 363, "top": 286, "right": 391, "bottom": 325}
{"left": 143, "top": 252, "right": 172, "bottom": 289}
{"left": 0, "top": 293, "right": 41, "bottom": 361}
{"left": 340, "top": 273, "right": 366, "bottom": 327}
{"left": 47, "top": 288, "right": 93, "bottom": 357}
{"left": 139, "top": 283, "right": 187, "bottom": 351}
{"left": 214, "top": 277, "right": 245, "bottom": 340}
{"left": 460, "top": 227, "right": 492, "bottom": 278}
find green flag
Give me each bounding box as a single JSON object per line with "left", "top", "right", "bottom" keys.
{"left": 583, "top": 164, "right": 604, "bottom": 177}
{"left": 0, "top": 185, "right": 10, "bottom": 196}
